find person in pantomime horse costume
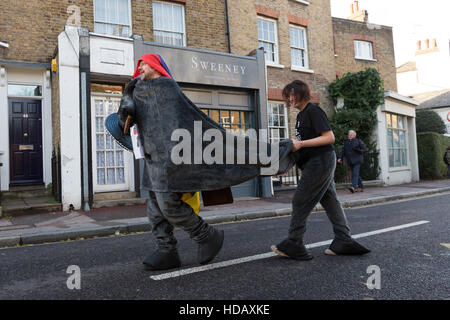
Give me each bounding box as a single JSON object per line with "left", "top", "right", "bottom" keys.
{"left": 106, "top": 53, "right": 295, "bottom": 271}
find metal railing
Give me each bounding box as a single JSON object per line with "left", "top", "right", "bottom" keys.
{"left": 273, "top": 163, "right": 353, "bottom": 188}
{"left": 272, "top": 165, "right": 299, "bottom": 187}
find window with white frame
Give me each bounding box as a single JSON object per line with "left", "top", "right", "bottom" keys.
{"left": 354, "top": 40, "right": 374, "bottom": 60}
{"left": 267, "top": 102, "right": 288, "bottom": 143}
{"left": 386, "top": 113, "right": 408, "bottom": 167}
{"left": 290, "top": 25, "right": 309, "bottom": 69}
{"left": 258, "top": 17, "right": 279, "bottom": 64}
{"left": 153, "top": 1, "right": 186, "bottom": 46}
{"left": 94, "top": 0, "right": 132, "bottom": 37}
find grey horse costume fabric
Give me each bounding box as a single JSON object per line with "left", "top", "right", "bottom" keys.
{"left": 118, "top": 76, "right": 296, "bottom": 192}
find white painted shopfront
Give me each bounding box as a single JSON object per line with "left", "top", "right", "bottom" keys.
{"left": 376, "top": 91, "right": 420, "bottom": 185}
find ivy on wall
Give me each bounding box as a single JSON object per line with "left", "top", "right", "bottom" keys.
{"left": 327, "top": 68, "right": 385, "bottom": 181}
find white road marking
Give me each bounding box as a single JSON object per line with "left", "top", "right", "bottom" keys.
{"left": 150, "top": 220, "right": 430, "bottom": 281}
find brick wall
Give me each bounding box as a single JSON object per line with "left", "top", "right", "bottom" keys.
{"left": 0, "top": 0, "right": 398, "bottom": 141}
{"left": 0, "top": 0, "right": 93, "bottom": 63}
{"left": 0, "top": 0, "right": 228, "bottom": 64}
{"left": 227, "top": 0, "right": 337, "bottom": 138}
{"left": 333, "top": 17, "right": 398, "bottom": 92}
{"left": 184, "top": 0, "right": 228, "bottom": 52}
{"left": 132, "top": 0, "right": 229, "bottom": 52}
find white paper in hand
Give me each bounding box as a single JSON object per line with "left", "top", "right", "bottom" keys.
{"left": 130, "top": 124, "right": 145, "bottom": 159}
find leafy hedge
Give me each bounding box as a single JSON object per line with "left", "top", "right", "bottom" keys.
{"left": 416, "top": 109, "right": 446, "bottom": 134}
{"left": 417, "top": 132, "right": 450, "bottom": 179}
{"left": 327, "top": 68, "right": 384, "bottom": 181}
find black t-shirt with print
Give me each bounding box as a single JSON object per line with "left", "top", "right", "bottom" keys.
{"left": 294, "top": 102, "right": 334, "bottom": 168}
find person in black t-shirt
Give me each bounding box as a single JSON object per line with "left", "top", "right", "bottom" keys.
{"left": 271, "top": 80, "right": 370, "bottom": 259}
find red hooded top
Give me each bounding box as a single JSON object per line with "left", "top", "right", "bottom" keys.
{"left": 132, "top": 53, "right": 172, "bottom": 79}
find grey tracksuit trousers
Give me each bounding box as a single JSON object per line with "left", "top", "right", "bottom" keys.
{"left": 146, "top": 191, "right": 212, "bottom": 251}
{"left": 288, "top": 150, "right": 353, "bottom": 245}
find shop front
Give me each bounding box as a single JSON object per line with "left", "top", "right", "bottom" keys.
{"left": 134, "top": 40, "right": 271, "bottom": 200}
{"left": 56, "top": 26, "right": 270, "bottom": 211}
{"left": 376, "top": 91, "right": 420, "bottom": 185}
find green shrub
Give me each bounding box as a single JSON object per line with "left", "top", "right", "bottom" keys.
{"left": 328, "top": 68, "right": 385, "bottom": 111}
{"left": 417, "top": 132, "right": 450, "bottom": 179}
{"left": 328, "top": 68, "right": 384, "bottom": 181}
{"left": 416, "top": 110, "right": 446, "bottom": 134}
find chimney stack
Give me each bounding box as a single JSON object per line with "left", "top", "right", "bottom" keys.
{"left": 348, "top": 1, "right": 368, "bottom": 23}
{"left": 415, "top": 38, "right": 439, "bottom": 55}
{"left": 432, "top": 38, "right": 437, "bottom": 48}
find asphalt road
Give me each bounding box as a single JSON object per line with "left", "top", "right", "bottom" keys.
{"left": 0, "top": 193, "right": 449, "bottom": 301}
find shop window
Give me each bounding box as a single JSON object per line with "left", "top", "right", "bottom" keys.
{"left": 201, "top": 109, "right": 253, "bottom": 135}
{"left": 354, "top": 40, "right": 373, "bottom": 60}
{"left": 153, "top": 1, "right": 186, "bottom": 46}
{"left": 91, "top": 83, "right": 123, "bottom": 95}
{"left": 94, "top": 0, "right": 132, "bottom": 37}
{"left": 94, "top": 98, "right": 124, "bottom": 184}
{"left": 290, "top": 25, "right": 309, "bottom": 69}
{"left": 258, "top": 17, "right": 279, "bottom": 64}
{"left": 267, "top": 102, "right": 288, "bottom": 143}
{"left": 386, "top": 113, "right": 408, "bottom": 167}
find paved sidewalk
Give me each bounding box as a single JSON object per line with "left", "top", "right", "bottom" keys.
{"left": 1, "top": 179, "right": 449, "bottom": 248}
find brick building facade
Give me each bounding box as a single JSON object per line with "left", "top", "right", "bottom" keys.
{"left": 0, "top": 0, "right": 228, "bottom": 63}
{"left": 333, "top": 17, "right": 397, "bottom": 92}
{"left": 227, "top": 0, "right": 337, "bottom": 139}
{"left": 0, "top": 0, "right": 398, "bottom": 133}
{"left": 0, "top": 0, "right": 401, "bottom": 210}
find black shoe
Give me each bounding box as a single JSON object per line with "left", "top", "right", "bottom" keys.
{"left": 271, "top": 239, "right": 313, "bottom": 260}
{"left": 348, "top": 187, "right": 356, "bottom": 193}
{"left": 197, "top": 228, "right": 224, "bottom": 265}
{"left": 143, "top": 250, "right": 181, "bottom": 271}
{"left": 325, "top": 238, "right": 370, "bottom": 255}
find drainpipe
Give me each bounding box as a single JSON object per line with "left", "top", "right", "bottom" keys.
{"left": 225, "top": 0, "right": 231, "bottom": 53}
{"left": 79, "top": 27, "right": 93, "bottom": 211}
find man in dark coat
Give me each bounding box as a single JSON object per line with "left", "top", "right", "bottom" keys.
{"left": 116, "top": 54, "right": 294, "bottom": 271}
{"left": 444, "top": 146, "right": 450, "bottom": 178}
{"left": 338, "top": 130, "right": 367, "bottom": 193}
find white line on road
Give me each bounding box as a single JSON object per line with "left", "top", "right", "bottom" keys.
{"left": 150, "top": 220, "right": 430, "bottom": 281}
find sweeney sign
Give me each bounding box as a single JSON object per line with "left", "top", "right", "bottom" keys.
{"left": 134, "top": 40, "right": 263, "bottom": 89}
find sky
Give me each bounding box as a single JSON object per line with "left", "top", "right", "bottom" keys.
{"left": 330, "top": 0, "right": 450, "bottom": 67}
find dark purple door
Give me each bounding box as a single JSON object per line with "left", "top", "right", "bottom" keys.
{"left": 9, "top": 99, "right": 43, "bottom": 184}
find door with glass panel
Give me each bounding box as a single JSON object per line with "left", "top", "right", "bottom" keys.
{"left": 91, "top": 95, "right": 132, "bottom": 192}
